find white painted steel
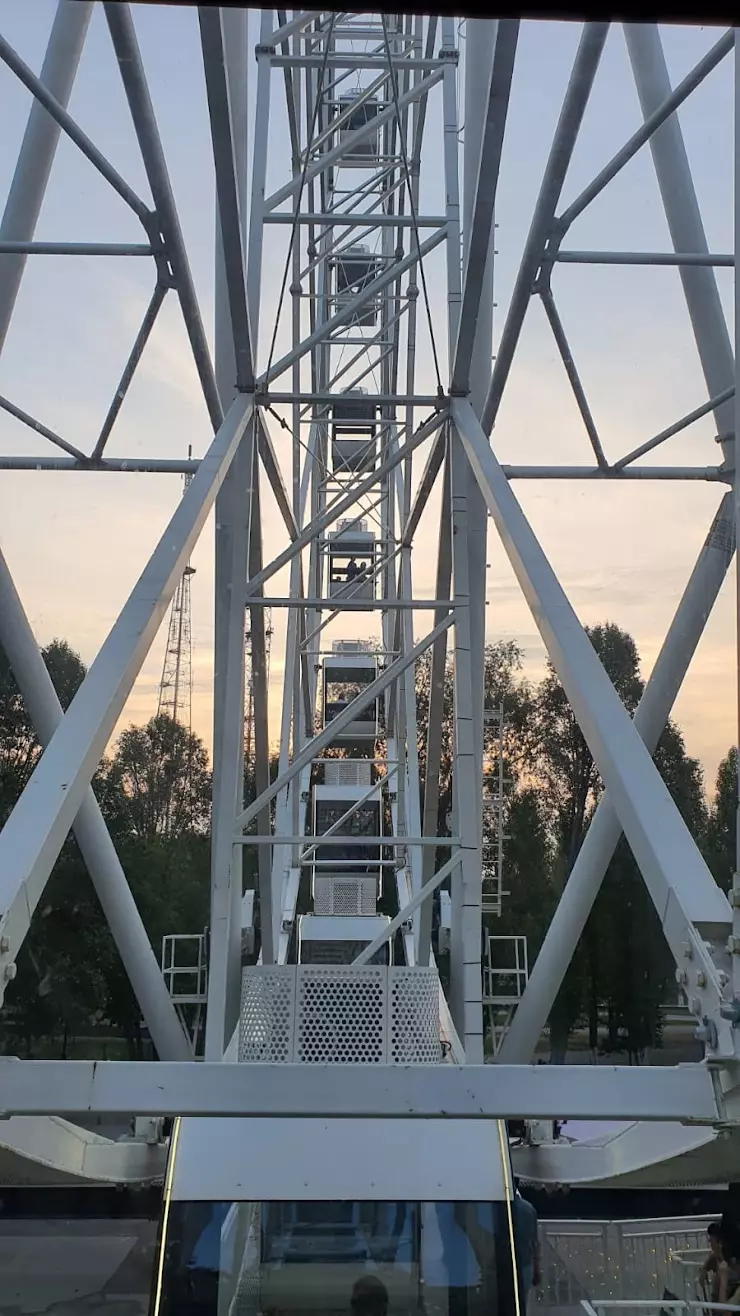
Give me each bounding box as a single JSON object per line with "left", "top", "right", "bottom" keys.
{"left": 1, "top": 10, "right": 740, "bottom": 1187}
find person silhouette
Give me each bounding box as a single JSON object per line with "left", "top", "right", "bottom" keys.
{"left": 350, "top": 1276, "right": 388, "bottom": 1316}
{"left": 345, "top": 557, "right": 359, "bottom": 581}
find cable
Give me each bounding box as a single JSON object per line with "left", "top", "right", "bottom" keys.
{"left": 380, "top": 13, "right": 444, "bottom": 395}
{"left": 265, "top": 12, "right": 337, "bottom": 382}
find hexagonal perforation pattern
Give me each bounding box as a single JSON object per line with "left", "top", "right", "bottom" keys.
{"left": 239, "top": 967, "right": 295, "bottom": 1063}
{"left": 389, "top": 967, "right": 441, "bottom": 1064}
{"left": 296, "top": 965, "right": 386, "bottom": 1063}
{"left": 239, "top": 965, "right": 441, "bottom": 1064}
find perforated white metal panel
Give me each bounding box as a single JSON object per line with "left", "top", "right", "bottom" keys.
{"left": 389, "top": 968, "right": 441, "bottom": 1064}
{"left": 324, "top": 760, "right": 372, "bottom": 787}
{"left": 313, "top": 874, "right": 377, "bottom": 915}
{"left": 239, "top": 967, "right": 295, "bottom": 1063}
{"left": 239, "top": 966, "right": 441, "bottom": 1064}
{"left": 295, "top": 965, "right": 386, "bottom": 1063}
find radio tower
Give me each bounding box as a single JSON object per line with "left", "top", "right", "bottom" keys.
{"left": 157, "top": 450, "right": 196, "bottom": 729}
{"left": 244, "top": 608, "right": 273, "bottom": 768}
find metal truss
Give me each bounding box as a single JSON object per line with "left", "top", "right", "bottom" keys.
{"left": 0, "top": 5, "right": 739, "bottom": 1158}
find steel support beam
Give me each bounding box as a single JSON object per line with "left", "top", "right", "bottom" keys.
{"left": 625, "top": 23, "right": 736, "bottom": 465}
{"left": 0, "top": 550, "right": 191, "bottom": 1062}
{"left": 501, "top": 492, "right": 736, "bottom": 1062}
{"left": 449, "top": 430, "right": 484, "bottom": 1062}
{"left": 0, "top": 395, "right": 254, "bottom": 1000}
{"left": 481, "top": 23, "right": 609, "bottom": 435}
{"left": 0, "top": 1, "right": 93, "bottom": 355}
{"left": 199, "top": 5, "right": 255, "bottom": 392}
{"left": 105, "top": 3, "right": 223, "bottom": 431}
{"left": 418, "top": 451, "right": 452, "bottom": 966}
{"left": 0, "top": 1059, "right": 722, "bottom": 1123}
{"left": 451, "top": 396, "right": 735, "bottom": 1052}
{"left": 450, "top": 19, "right": 518, "bottom": 394}
{"left": 207, "top": 3, "right": 252, "bottom": 1059}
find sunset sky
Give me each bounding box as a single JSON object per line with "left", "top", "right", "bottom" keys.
{"left": 0, "top": 5, "right": 734, "bottom": 797}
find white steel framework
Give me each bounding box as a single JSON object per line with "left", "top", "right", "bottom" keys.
{"left": 1, "top": 4, "right": 740, "bottom": 1185}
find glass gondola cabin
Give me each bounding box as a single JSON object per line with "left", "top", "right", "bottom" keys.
{"left": 322, "top": 650, "right": 378, "bottom": 747}
{"left": 326, "top": 521, "right": 377, "bottom": 606}
{"left": 331, "top": 389, "right": 378, "bottom": 473}
{"left": 333, "top": 247, "right": 381, "bottom": 329}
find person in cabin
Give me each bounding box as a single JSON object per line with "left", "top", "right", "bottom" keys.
{"left": 350, "top": 1275, "right": 388, "bottom": 1316}
{"left": 513, "top": 1178, "right": 541, "bottom": 1307}
{"left": 716, "top": 1224, "right": 740, "bottom": 1310}
{"left": 699, "top": 1222, "right": 722, "bottom": 1303}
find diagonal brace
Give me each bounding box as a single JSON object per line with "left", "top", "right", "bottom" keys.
{"left": 0, "top": 547, "right": 191, "bottom": 1060}
{"left": 0, "top": 396, "right": 254, "bottom": 1000}
{"left": 500, "top": 492, "right": 736, "bottom": 1061}
{"left": 451, "top": 397, "right": 735, "bottom": 1053}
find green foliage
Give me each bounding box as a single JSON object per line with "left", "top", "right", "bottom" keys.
{"left": 705, "top": 746, "right": 737, "bottom": 893}
{"left": 0, "top": 643, "right": 211, "bottom": 1060}
{"left": 0, "top": 619, "right": 729, "bottom": 1067}
{"left": 105, "top": 714, "right": 212, "bottom": 839}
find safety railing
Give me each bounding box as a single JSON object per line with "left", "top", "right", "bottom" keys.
{"left": 535, "top": 1218, "right": 713, "bottom": 1310}
{"left": 581, "top": 1301, "right": 739, "bottom": 1316}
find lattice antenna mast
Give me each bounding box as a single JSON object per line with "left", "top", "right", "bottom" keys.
{"left": 157, "top": 450, "right": 196, "bottom": 729}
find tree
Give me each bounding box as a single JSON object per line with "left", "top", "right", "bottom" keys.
{"left": 0, "top": 638, "right": 87, "bottom": 824}
{"left": 415, "top": 639, "right": 533, "bottom": 836}
{"left": 530, "top": 622, "right": 707, "bottom": 1062}
{"left": 107, "top": 714, "right": 212, "bottom": 839}
{"left": 705, "top": 747, "right": 737, "bottom": 893}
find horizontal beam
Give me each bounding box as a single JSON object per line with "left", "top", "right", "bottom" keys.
{"left": 555, "top": 249, "right": 734, "bottom": 267}
{"left": 261, "top": 392, "right": 440, "bottom": 406}
{"left": 264, "top": 213, "right": 448, "bottom": 227}
{"left": 244, "top": 598, "right": 454, "bottom": 609}
{"left": 500, "top": 464, "right": 724, "bottom": 481}
{"left": 0, "top": 241, "right": 153, "bottom": 256}
{"left": 0, "top": 457, "right": 720, "bottom": 481}
{"left": 270, "top": 55, "right": 446, "bottom": 69}
{"left": 0, "top": 456, "right": 199, "bottom": 472}
{"left": 0, "top": 1060, "right": 721, "bottom": 1122}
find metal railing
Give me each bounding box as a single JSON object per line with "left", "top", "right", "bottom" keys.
{"left": 535, "top": 1218, "right": 713, "bottom": 1311}
{"left": 581, "top": 1301, "right": 739, "bottom": 1316}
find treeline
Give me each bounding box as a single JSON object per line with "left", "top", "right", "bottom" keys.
{"left": 415, "top": 625, "right": 735, "bottom": 1062}
{"left": 0, "top": 641, "right": 212, "bottom": 1059}
{"left": 0, "top": 625, "right": 735, "bottom": 1063}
